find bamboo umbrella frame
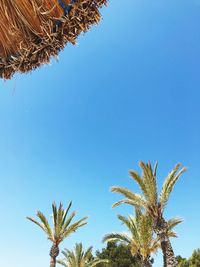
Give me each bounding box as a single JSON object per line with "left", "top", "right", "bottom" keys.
{"left": 0, "top": 0, "right": 107, "bottom": 79}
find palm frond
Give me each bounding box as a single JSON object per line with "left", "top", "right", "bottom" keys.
{"left": 61, "top": 201, "right": 72, "bottom": 227}
{"left": 27, "top": 202, "right": 88, "bottom": 246}
{"left": 167, "top": 231, "right": 178, "bottom": 238}
{"left": 56, "top": 203, "right": 64, "bottom": 236}
{"left": 153, "top": 162, "right": 158, "bottom": 177}
{"left": 62, "top": 217, "right": 88, "bottom": 240}
{"left": 104, "top": 211, "right": 158, "bottom": 260}
{"left": 129, "top": 170, "right": 149, "bottom": 199}
{"left": 103, "top": 233, "right": 131, "bottom": 244}
{"left": 26, "top": 213, "right": 53, "bottom": 240}
{"left": 111, "top": 186, "right": 147, "bottom": 208}
{"left": 83, "top": 246, "right": 93, "bottom": 262}
{"left": 139, "top": 161, "right": 158, "bottom": 204}
{"left": 26, "top": 217, "right": 46, "bottom": 233}
{"left": 52, "top": 202, "right": 58, "bottom": 230}
{"left": 160, "top": 165, "right": 186, "bottom": 208}
{"left": 117, "top": 214, "right": 139, "bottom": 241}
{"left": 57, "top": 259, "right": 67, "bottom": 267}
{"left": 37, "top": 211, "right": 53, "bottom": 240}
{"left": 149, "top": 238, "right": 160, "bottom": 254}
{"left": 166, "top": 218, "right": 182, "bottom": 238}
{"left": 167, "top": 218, "right": 183, "bottom": 230}
{"left": 90, "top": 259, "right": 110, "bottom": 267}
{"left": 58, "top": 243, "right": 108, "bottom": 267}
{"left": 62, "top": 211, "right": 76, "bottom": 233}
{"left": 112, "top": 199, "right": 145, "bottom": 209}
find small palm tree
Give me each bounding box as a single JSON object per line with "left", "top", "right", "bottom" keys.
{"left": 57, "top": 243, "right": 109, "bottom": 267}
{"left": 27, "top": 202, "right": 88, "bottom": 267}
{"left": 111, "top": 161, "right": 186, "bottom": 267}
{"left": 103, "top": 209, "right": 182, "bottom": 267}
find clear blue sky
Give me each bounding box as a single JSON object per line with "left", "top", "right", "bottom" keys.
{"left": 0, "top": 1, "right": 199, "bottom": 266}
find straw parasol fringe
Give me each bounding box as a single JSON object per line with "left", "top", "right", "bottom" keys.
{"left": 0, "top": 0, "right": 107, "bottom": 79}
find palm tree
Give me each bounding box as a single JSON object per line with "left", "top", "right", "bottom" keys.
{"left": 103, "top": 209, "right": 181, "bottom": 267}
{"left": 103, "top": 209, "right": 158, "bottom": 267}
{"left": 27, "top": 202, "right": 88, "bottom": 267}
{"left": 57, "top": 243, "right": 109, "bottom": 267}
{"left": 111, "top": 161, "right": 186, "bottom": 267}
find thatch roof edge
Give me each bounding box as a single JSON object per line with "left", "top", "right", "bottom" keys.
{"left": 0, "top": 0, "right": 107, "bottom": 79}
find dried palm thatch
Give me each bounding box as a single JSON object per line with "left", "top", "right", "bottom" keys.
{"left": 0, "top": 0, "right": 107, "bottom": 79}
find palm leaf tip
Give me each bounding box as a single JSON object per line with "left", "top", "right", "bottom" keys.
{"left": 167, "top": 218, "right": 183, "bottom": 229}
{"left": 160, "top": 164, "right": 187, "bottom": 207}
{"left": 110, "top": 185, "right": 118, "bottom": 192}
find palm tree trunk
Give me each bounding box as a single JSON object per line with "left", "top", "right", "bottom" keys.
{"left": 49, "top": 244, "right": 59, "bottom": 267}
{"left": 160, "top": 237, "right": 178, "bottom": 267}
{"left": 138, "top": 255, "right": 152, "bottom": 267}
{"left": 154, "top": 217, "right": 178, "bottom": 267}
{"left": 142, "top": 261, "right": 152, "bottom": 267}
{"left": 50, "top": 256, "right": 56, "bottom": 267}
{"left": 142, "top": 259, "right": 152, "bottom": 267}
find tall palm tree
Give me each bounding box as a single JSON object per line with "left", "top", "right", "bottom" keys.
{"left": 103, "top": 209, "right": 182, "bottom": 267}
{"left": 57, "top": 243, "right": 109, "bottom": 267}
{"left": 103, "top": 209, "right": 158, "bottom": 267}
{"left": 111, "top": 161, "right": 186, "bottom": 267}
{"left": 27, "top": 202, "right": 88, "bottom": 267}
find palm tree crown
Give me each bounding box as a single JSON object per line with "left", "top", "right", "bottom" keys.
{"left": 111, "top": 161, "right": 186, "bottom": 226}
{"left": 27, "top": 202, "right": 88, "bottom": 246}
{"left": 27, "top": 202, "right": 88, "bottom": 267}
{"left": 57, "top": 243, "right": 109, "bottom": 267}
{"left": 103, "top": 209, "right": 160, "bottom": 265}
{"left": 111, "top": 161, "right": 186, "bottom": 267}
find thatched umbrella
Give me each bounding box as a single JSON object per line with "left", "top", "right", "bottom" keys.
{"left": 0, "top": 0, "right": 107, "bottom": 79}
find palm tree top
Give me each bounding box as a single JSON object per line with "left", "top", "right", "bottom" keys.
{"left": 103, "top": 210, "right": 182, "bottom": 260}
{"left": 111, "top": 161, "right": 186, "bottom": 217}
{"left": 57, "top": 243, "right": 109, "bottom": 267}
{"left": 27, "top": 202, "right": 88, "bottom": 246}
{"left": 103, "top": 210, "right": 160, "bottom": 262}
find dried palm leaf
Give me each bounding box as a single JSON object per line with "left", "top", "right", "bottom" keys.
{"left": 0, "top": 0, "right": 107, "bottom": 79}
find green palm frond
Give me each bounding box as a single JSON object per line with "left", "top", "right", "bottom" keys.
{"left": 27, "top": 212, "right": 53, "bottom": 240}
{"left": 129, "top": 170, "right": 149, "bottom": 199}
{"left": 139, "top": 161, "right": 158, "bottom": 204}
{"left": 61, "top": 211, "right": 76, "bottom": 235}
{"left": 135, "top": 208, "right": 143, "bottom": 225}
{"left": 153, "top": 162, "right": 158, "bottom": 177}
{"left": 83, "top": 246, "right": 93, "bottom": 265}
{"left": 103, "top": 210, "right": 158, "bottom": 260}
{"left": 61, "top": 201, "right": 72, "bottom": 226}
{"left": 57, "top": 243, "right": 109, "bottom": 267}
{"left": 26, "top": 217, "right": 48, "bottom": 235}
{"left": 62, "top": 217, "right": 88, "bottom": 240}
{"left": 111, "top": 186, "right": 147, "bottom": 208}
{"left": 103, "top": 233, "right": 131, "bottom": 244}
{"left": 167, "top": 218, "right": 183, "bottom": 230}
{"left": 56, "top": 259, "right": 67, "bottom": 267}
{"left": 27, "top": 202, "right": 88, "bottom": 246}
{"left": 149, "top": 237, "right": 160, "bottom": 254}
{"left": 52, "top": 202, "right": 58, "bottom": 229}
{"left": 167, "top": 218, "right": 183, "bottom": 238}
{"left": 167, "top": 231, "right": 178, "bottom": 238}
{"left": 37, "top": 211, "right": 53, "bottom": 240}
{"left": 75, "top": 243, "right": 83, "bottom": 265}
{"left": 56, "top": 203, "right": 65, "bottom": 237}
{"left": 89, "top": 259, "right": 110, "bottom": 267}
{"left": 112, "top": 199, "right": 144, "bottom": 209}
{"left": 117, "top": 214, "right": 140, "bottom": 242}
{"left": 112, "top": 161, "right": 186, "bottom": 222}
{"left": 117, "top": 214, "right": 133, "bottom": 229}
{"left": 160, "top": 164, "right": 187, "bottom": 208}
